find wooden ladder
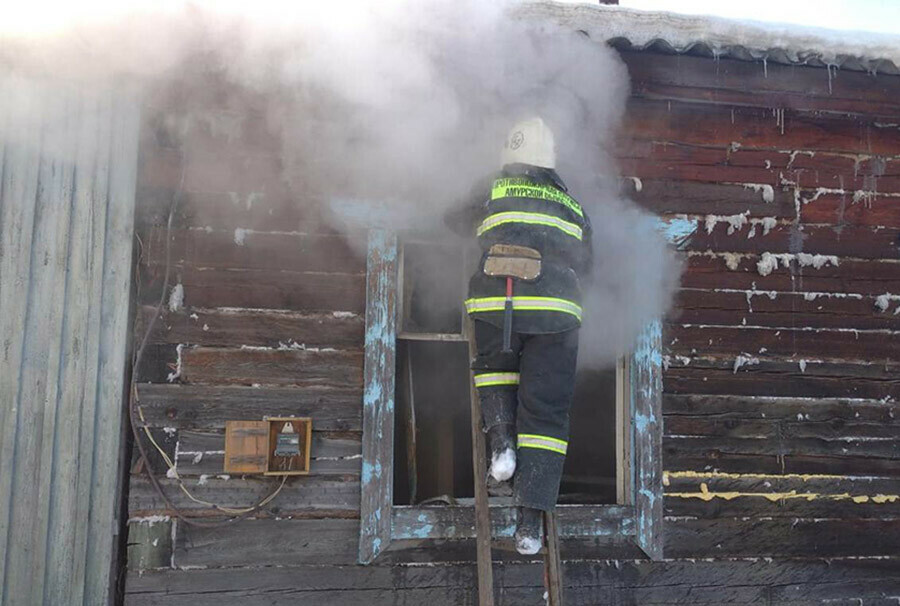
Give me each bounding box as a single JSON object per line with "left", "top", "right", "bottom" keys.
{"left": 466, "top": 319, "right": 564, "bottom": 606}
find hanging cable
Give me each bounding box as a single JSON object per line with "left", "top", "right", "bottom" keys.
{"left": 129, "top": 149, "right": 288, "bottom": 528}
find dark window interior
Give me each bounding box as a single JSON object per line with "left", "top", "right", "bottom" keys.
{"left": 393, "top": 239, "right": 617, "bottom": 506}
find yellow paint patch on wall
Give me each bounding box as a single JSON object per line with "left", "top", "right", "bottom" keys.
{"left": 665, "top": 482, "right": 900, "bottom": 504}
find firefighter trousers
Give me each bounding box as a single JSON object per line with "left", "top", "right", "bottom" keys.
{"left": 471, "top": 319, "right": 579, "bottom": 511}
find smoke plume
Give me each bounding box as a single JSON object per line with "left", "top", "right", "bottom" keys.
{"left": 0, "top": 0, "right": 680, "bottom": 365}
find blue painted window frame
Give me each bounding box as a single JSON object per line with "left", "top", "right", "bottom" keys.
{"left": 359, "top": 228, "right": 663, "bottom": 563}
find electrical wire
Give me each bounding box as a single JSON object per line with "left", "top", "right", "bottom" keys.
{"left": 128, "top": 151, "right": 289, "bottom": 527}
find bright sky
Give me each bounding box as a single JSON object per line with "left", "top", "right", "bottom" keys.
{"left": 3, "top": 0, "right": 900, "bottom": 37}
{"left": 614, "top": 0, "right": 900, "bottom": 35}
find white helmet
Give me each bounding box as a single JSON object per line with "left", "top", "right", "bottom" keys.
{"left": 500, "top": 117, "right": 556, "bottom": 169}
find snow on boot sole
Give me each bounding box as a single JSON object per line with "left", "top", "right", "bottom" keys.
{"left": 489, "top": 447, "right": 516, "bottom": 482}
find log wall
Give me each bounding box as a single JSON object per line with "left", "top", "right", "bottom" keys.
{"left": 123, "top": 48, "right": 900, "bottom": 604}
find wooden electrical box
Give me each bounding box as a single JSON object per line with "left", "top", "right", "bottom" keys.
{"left": 224, "top": 417, "right": 312, "bottom": 476}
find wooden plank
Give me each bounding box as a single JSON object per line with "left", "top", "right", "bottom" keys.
{"left": 392, "top": 505, "right": 632, "bottom": 540}
{"left": 358, "top": 229, "right": 398, "bottom": 564}
{"left": 128, "top": 587, "right": 481, "bottom": 606}
{"left": 142, "top": 227, "right": 365, "bottom": 274}
{"left": 664, "top": 517, "right": 900, "bottom": 558}
{"left": 543, "top": 511, "right": 563, "bottom": 606}
{"left": 128, "top": 475, "right": 360, "bottom": 516}
{"left": 174, "top": 430, "right": 361, "bottom": 476}
{"left": 682, "top": 253, "right": 900, "bottom": 295}
{"left": 124, "top": 555, "right": 900, "bottom": 603}
{"left": 134, "top": 383, "right": 362, "bottom": 431}
{"left": 179, "top": 347, "right": 364, "bottom": 387}
{"left": 139, "top": 266, "right": 366, "bottom": 312}
{"left": 630, "top": 321, "right": 664, "bottom": 560}
{"left": 130, "top": 428, "right": 178, "bottom": 474}
{"left": 615, "top": 357, "right": 631, "bottom": 505}
{"left": 665, "top": 416, "right": 900, "bottom": 441}
{"left": 144, "top": 224, "right": 365, "bottom": 274}
{"left": 126, "top": 518, "right": 174, "bottom": 572}
{"left": 663, "top": 433, "right": 898, "bottom": 460}
{"left": 175, "top": 518, "right": 360, "bottom": 567}
{"left": 663, "top": 394, "right": 897, "bottom": 423}
{"left": 466, "top": 317, "right": 494, "bottom": 605}
{"left": 621, "top": 50, "right": 900, "bottom": 114}
{"left": 664, "top": 357, "right": 900, "bottom": 400}
{"left": 625, "top": 98, "right": 900, "bottom": 155}
{"left": 800, "top": 192, "right": 900, "bottom": 228}
{"left": 134, "top": 184, "right": 334, "bottom": 233}
{"left": 665, "top": 451, "right": 900, "bottom": 478}
{"left": 137, "top": 306, "right": 365, "bottom": 349}
{"left": 621, "top": 141, "right": 900, "bottom": 195}
{"left": 628, "top": 178, "right": 796, "bottom": 218}
{"left": 135, "top": 343, "right": 179, "bottom": 383}
{"left": 664, "top": 473, "right": 900, "bottom": 518}
{"left": 667, "top": 324, "right": 900, "bottom": 362}
{"left": 139, "top": 145, "right": 288, "bottom": 197}
{"left": 175, "top": 452, "right": 360, "bottom": 476}
{"left": 673, "top": 288, "right": 900, "bottom": 331}
{"left": 685, "top": 223, "right": 900, "bottom": 260}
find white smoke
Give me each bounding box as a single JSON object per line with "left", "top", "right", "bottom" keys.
{"left": 0, "top": 0, "right": 680, "bottom": 365}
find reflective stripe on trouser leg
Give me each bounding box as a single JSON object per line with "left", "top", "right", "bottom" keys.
{"left": 517, "top": 433, "right": 567, "bottom": 455}
{"left": 474, "top": 372, "right": 520, "bottom": 388}
{"left": 515, "top": 435, "right": 568, "bottom": 511}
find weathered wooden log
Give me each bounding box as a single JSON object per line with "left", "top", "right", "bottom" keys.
{"left": 136, "top": 306, "right": 364, "bottom": 349}
{"left": 135, "top": 383, "right": 362, "bottom": 431}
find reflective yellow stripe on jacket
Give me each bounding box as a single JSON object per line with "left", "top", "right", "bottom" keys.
{"left": 491, "top": 178, "right": 584, "bottom": 218}
{"left": 518, "top": 433, "right": 568, "bottom": 455}
{"left": 476, "top": 211, "right": 582, "bottom": 241}
{"left": 465, "top": 296, "right": 583, "bottom": 321}
{"left": 473, "top": 372, "right": 520, "bottom": 388}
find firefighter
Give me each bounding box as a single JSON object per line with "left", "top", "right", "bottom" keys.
{"left": 447, "top": 117, "right": 592, "bottom": 554}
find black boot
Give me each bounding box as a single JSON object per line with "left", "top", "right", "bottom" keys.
{"left": 514, "top": 506, "right": 543, "bottom": 555}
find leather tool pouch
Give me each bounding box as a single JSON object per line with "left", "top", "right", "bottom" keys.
{"left": 483, "top": 244, "right": 542, "bottom": 281}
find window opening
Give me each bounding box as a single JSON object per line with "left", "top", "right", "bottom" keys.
{"left": 393, "top": 236, "right": 622, "bottom": 507}
{"left": 360, "top": 228, "right": 663, "bottom": 564}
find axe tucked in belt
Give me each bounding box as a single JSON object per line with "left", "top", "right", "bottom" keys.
{"left": 482, "top": 244, "right": 542, "bottom": 352}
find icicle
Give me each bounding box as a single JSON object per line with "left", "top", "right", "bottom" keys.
{"left": 826, "top": 64, "right": 836, "bottom": 95}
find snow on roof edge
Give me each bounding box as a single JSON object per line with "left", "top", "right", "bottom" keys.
{"left": 517, "top": 1, "right": 900, "bottom": 74}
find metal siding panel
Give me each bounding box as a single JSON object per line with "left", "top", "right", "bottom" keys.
{"left": 0, "top": 82, "right": 44, "bottom": 603}
{"left": 6, "top": 85, "right": 79, "bottom": 605}
{"left": 0, "top": 79, "right": 139, "bottom": 605}
{"left": 45, "top": 88, "right": 104, "bottom": 605}
{"left": 71, "top": 88, "right": 113, "bottom": 604}
{"left": 32, "top": 89, "right": 81, "bottom": 603}
{"left": 83, "top": 88, "right": 139, "bottom": 606}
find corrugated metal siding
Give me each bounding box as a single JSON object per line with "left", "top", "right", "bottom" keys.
{"left": 0, "top": 76, "right": 140, "bottom": 606}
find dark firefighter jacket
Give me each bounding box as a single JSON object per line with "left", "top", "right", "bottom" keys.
{"left": 446, "top": 163, "right": 593, "bottom": 334}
